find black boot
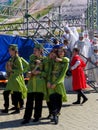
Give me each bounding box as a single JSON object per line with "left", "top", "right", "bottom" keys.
{"left": 9, "top": 107, "right": 16, "bottom": 110}
{"left": 82, "top": 97, "right": 88, "bottom": 104}
{"left": 72, "top": 101, "right": 80, "bottom": 104}
{"left": 51, "top": 115, "right": 59, "bottom": 125}
{"left": 72, "top": 93, "right": 81, "bottom": 104}
{"left": 1, "top": 108, "right": 8, "bottom": 113}
{"left": 79, "top": 90, "right": 88, "bottom": 104}
{"left": 10, "top": 108, "right": 20, "bottom": 114}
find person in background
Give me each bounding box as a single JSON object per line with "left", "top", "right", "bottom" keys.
{"left": 74, "top": 33, "right": 91, "bottom": 63}
{"left": 83, "top": 31, "right": 93, "bottom": 80}
{"left": 71, "top": 48, "right": 88, "bottom": 105}
{"left": 63, "top": 39, "right": 72, "bottom": 59}
{"left": 63, "top": 39, "right": 72, "bottom": 77}
{"left": 70, "top": 26, "right": 79, "bottom": 41}
{"left": 74, "top": 33, "right": 86, "bottom": 60}
{"left": 1, "top": 44, "right": 27, "bottom": 114}
{"left": 90, "top": 45, "right": 98, "bottom": 85}
{"left": 53, "top": 38, "right": 60, "bottom": 45}
{"left": 83, "top": 31, "right": 92, "bottom": 59}
{"left": 47, "top": 46, "right": 69, "bottom": 124}
{"left": 62, "top": 26, "right": 77, "bottom": 52}
{"left": 91, "top": 37, "right": 98, "bottom": 52}
{"left": 85, "top": 37, "right": 98, "bottom": 82}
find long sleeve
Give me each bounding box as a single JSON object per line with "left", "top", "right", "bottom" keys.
{"left": 71, "top": 60, "right": 80, "bottom": 70}
{"left": 21, "top": 57, "right": 29, "bottom": 73}
{"left": 12, "top": 56, "right": 23, "bottom": 75}
{"left": 53, "top": 57, "right": 69, "bottom": 85}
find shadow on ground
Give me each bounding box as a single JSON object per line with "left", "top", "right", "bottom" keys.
{"left": 0, "top": 118, "right": 52, "bottom": 129}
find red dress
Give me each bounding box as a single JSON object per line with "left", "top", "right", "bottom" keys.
{"left": 71, "top": 55, "right": 87, "bottom": 91}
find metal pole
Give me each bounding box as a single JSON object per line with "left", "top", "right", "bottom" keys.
{"left": 26, "top": 0, "right": 29, "bottom": 37}
{"left": 86, "top": 0, "right": 89, "bottom": 29}
{"left": 92, "top": 0, "right": 94, "bottom": 31}
{"left": 89, "top": 0, "right": 94, "bottom": 39}
{"left": 97, "top": 0, "right": 98, "bottom": 30}
{"left": 58, "top": 5, "right": 61, "bottom": 37}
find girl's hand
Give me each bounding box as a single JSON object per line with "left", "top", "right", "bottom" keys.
{"left": 55, "top": 57, "right": 62, "bottom": 62}
{"left": 36, "top": 60, "right": 41, "bottom": 64}
{"left": 33, "top": 70, "right": 41, "bottom": 75}
{"left": 51, "top": 84, "right": 56, "bottom": 89}
{"left": 47, "top": 82, "right": 51, "bottom": 88}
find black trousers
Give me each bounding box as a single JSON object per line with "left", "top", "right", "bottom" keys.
{"left": 23, "top": 92, "right": 44, "bottom": 120}
{"left": 11, "top": 93, "right": 24, "bottom": 107}
{"left": 76, "top": 89, "right": 87, "bottom": 101}
{"left": 49, "top": 93, "right": 62, "bottom": 116}
{"left": 11, "top": 92, "right": 22, "bottom": 109}
{"left": 3, "top": 90, "right": 22, "bottom": 110}
{"left": 3, "top": 90, "right": 11, "bottom": 109}
{"left": 46, "top": 101, "right": 52, "bottom": 115}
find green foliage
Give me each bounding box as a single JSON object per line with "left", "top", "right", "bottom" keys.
{"left": 0, "top": 17, "right": 6, "bottom": 22}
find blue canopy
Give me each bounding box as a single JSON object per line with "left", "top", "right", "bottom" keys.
{"left": 0, "top": 34, "right": 34, "bottom": 71}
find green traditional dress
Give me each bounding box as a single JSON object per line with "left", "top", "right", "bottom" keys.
{"left": 43, "top": 56, "right": 54, "bottom": 101}
{"left": 27, "top": 54, "right": 47, "bottom": 98}
{"left": 5, "top": 55, "right": 27, "bottom": 99}
{"left": 21, "top": 57, "right": 29, "bottom": 73}
{"left": 48, "top": 57, "right": 69, "bottom": 102}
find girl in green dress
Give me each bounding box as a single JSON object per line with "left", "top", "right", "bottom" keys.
{"left": 47, "top": 47, "right": 69, "bottom": 124}
{"left": 11, "top": 56, "right": 29, "bottom": 110}
{"left": 21, "top": 44, "right": 47, "bottom": 124}
{"left": 43, "top": 50, "right": 57, "bottom": 119}
{"left": 1, "top": 44, "right": 27, "bottom": 114}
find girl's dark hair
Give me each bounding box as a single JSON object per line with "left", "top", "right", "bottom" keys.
{"left": 57, "top": 48, "right": 66, "bottom": 57}
{"left": 63, "top": 39, "right": 69, "bottom": 44}
{"left": 53, "top": 38, "right": 58, "bottom": 44}
{"left": 73, "top": 48, "right": 80, "bottom": 53}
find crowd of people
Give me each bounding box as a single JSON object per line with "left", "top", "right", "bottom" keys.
{"left": 0, "top": 26, "right": 98, "bottom": 125}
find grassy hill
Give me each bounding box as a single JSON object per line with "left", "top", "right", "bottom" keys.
{"left": 0, "top": 0, "right": 55, "bottom": 22}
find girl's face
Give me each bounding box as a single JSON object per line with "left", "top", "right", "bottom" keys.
{"left": 79, "top": 37, "right": 83, "bottom": 41}
{"left": 93, "top": 41, "right": 97, "bottom": 45}
{"left": 94, "top": 50, "right": 98, "bottom": 54}
{"left": 64, "top": 41, "right": 68, "bottom": 46}
{"left": 58, "top": 49, "right": 65, "bottom": 58}
{"left": 33, "top": 48, "right": 41, "bottom": 57}
{"left": 72, "top": 50, "right": 77, "bottom": 56}
{"left": 9, "top": 49, "right": 16, "bottom": 57}
{"left": 49, "top": 52, "right": 56, "bottom": 59}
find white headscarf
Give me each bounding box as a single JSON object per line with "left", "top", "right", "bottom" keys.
{"left": 70, "top": 27, "right": 79, "bottom": 41}
{"left": 63, "top": 26, "right": 77, "bottom": 51}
